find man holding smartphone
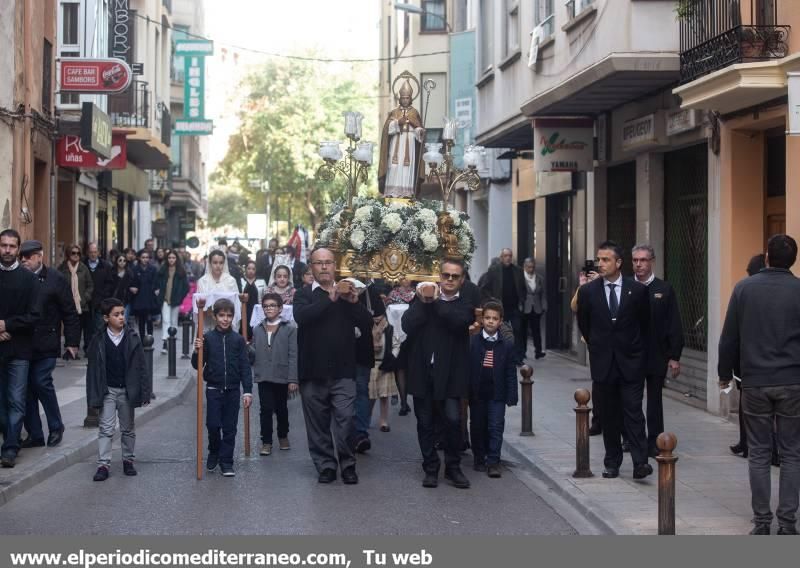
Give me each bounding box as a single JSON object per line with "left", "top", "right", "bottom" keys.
{"left": 402, "top": 258, "right": 474, "bottom": 489}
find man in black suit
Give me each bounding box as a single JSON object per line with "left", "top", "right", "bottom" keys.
{"left": 631, "top": 244, "right": 684, "bottom": 457}
{"left": 479, "top": 249, "right": 526, "bottom": 364}
{"left": 402, "top": 258, "right": 474, "bottom": 489}
{"left": 576, "top": 241, "right": 652, "bottom": 479}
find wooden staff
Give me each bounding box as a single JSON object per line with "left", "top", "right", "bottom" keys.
{"left": 195, "top": 297, "right": 206, "bottom": 480}
{"left": 240, "top": 293, "right": 251, "bottom": 457}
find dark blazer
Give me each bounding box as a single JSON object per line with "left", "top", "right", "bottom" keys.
{"left": 130, "top": 263, "right": 159, "bottom": 314}
{"left": 0, "top": 265, "right": 41, "bottom": 361}
{"left": 468, "top": 334, "right": 518, "bottom": 405}
{"left": 86, "top": 327, "right": 151, "bottom": 408}
{"left": 32, "top": 265, "right": 81, "bottom": 359}
{"left": 293, "top": 284, "right": 373, "bottom": 382}
{"left": 645, "top": 277, "right": 684, "bottom": 377}
{"left": 85, "top": 259, "right": 115, "bottom": 310}
{"left": 156, "top": 266, "right": 190, "bottom": 308}
{"left": 111, "top": 268, "right": 135, "bottom": 304}
{"left": 402, "top": 295, "right": 474, "bottom": 400}
{"left": 479, "top": 263, "right": 526, "bottom": 310}
{"left": 576, "top": 276, "right": 650, "bottom": 383}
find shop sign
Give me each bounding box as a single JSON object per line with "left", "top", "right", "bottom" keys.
{"left": 622, "top": 113, "right": 662, "bottom": 151}
{"left": 533, "top": 118, "right": 594, "bottom": 172}
{"left": 80, "top": 103, "right": 112, "bottom": 159}
{"left": 59, "top": 58, "right": 132, "bottom": 94}
{"left": 666, "top": 109, "right": 700, "bottom": 137}
{"left": 180, "top": 212, "right": 197, "bottom": 231}
{"left": 109, "top": 0, "right": 134, "bottom": 64}
{"left": 57, "top": 134, "right": 128, "bottom": 170}
{"left": 175, "top": 39, "right": 214, "bottom": 136}
{"left": 455, "top": 98, "right": 472, "bottom": 127}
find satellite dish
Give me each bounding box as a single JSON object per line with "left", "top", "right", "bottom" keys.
{"left": 186, "top": 236, "right": 200, "bottom": 249}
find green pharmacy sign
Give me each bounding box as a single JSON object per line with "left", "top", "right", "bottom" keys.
{"left": 175, "top": 39, "right": 213, "bottom": 136}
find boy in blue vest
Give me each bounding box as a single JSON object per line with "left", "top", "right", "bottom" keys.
{"left": 192, "top": 298, "right": 253, "bottom": 477}
{"left": 468, "top": 301, "right": 518, "bottom": 478}
{"left": 86, "top": 298, "right": 151, "bottom": 481}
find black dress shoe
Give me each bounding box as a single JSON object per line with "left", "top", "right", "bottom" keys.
{"left": 93, "top": 466, "right": 109, "bottom": 481}
{"left": 749, "top": 524, "right": 770, "bottom": 535}
{"left": 444, "top": 468, "right": 470, "bottom": 489}
{"left": 777, "top": 525, "right": 798, "bottom": 535}
{"left": 602, "top": 467, "right": 619, "bottom": 479}
{"left": 633, "top": 463, "right": 654, "bottom": 479}
{"left": 588, "top": 425, "right": 602, "bottom": 436}
{"left": 21, "top": 437, "right": 45, "bottom": 449}
{"left": 730, "top": 443, "right": 748, "bottom": 458}
{"left": 341, "top": 466, "right": 359, "bottom": 485}
{"left": 354, "top": 436, "right": 371, "bottom": 454}
{"left": 47, "top": 428, "right": 64, "bottom": 447}
{"left": 487, "top": 464, "right": 502, "bottom": 478}
{"left": 1, "top": 456, "right": 16, "bottom": 468}
{"left": 123, "top": 460, "right": 137, "bottom": 476}
{"left": 422, "top": 473, "right": 438, "bottom": 488}
{"left": 318, "top": 468, "right": 337, "bottom": 484}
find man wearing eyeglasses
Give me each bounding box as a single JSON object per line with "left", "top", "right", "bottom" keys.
{"left": 631, "top": 244, "right": 683, "bottom": 457}
{"left": 293, "top": 247, "right": 372, "bottom": 485}
{"left": 0, "top": 229, "right": 41, "bottom": 468}
{"left": 18, "top": 240, "right": 80, "bottom": 449}
{"left": 402, "top": 258, "right": 475, "bottom": 489}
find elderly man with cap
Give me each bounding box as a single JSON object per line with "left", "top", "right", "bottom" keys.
{"left": 19, "top": 240, "right": 80, "bottom": 448}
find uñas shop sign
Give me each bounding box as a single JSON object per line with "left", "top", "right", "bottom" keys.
{"left": 533, "top": 118, "right": 594, "bottom": 172}
{"left": 57, "top": 134, "right": 128, "bottom": 170}
{"left": 59, "top": 58, "right": 132, "bottom": 94}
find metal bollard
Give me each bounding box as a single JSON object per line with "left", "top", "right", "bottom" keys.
{"left": 181, "top": 320, "right": 191, "bottom": 359}
{"left": 656, "top": 432, "right": 679, "bottom": 535}
{"left": 573, "top": 388, "right": 594, "bottom": 478}
{"left": 143, "top": 335, "right": 155, "bottom": 399}
{"left": 167, "top": 326, "right": 178, "bottom": 379}
{"left": 519, "top": 365, "right": 534, "bottom": 436}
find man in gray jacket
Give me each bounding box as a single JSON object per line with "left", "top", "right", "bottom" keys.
{"left": 719, "top": 234, "right": 800, "bottom": 535}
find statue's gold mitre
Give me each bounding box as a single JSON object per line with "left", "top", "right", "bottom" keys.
{"left": 399, "top": 79, "right": 413, "bottom": 97}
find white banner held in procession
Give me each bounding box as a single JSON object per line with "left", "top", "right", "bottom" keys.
{"left": 192, "top": 292, "right": 242, "bottom": 328}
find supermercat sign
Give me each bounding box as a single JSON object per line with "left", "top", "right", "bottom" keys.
{"left": 533, "top": 118, "right": 594, "bottom": 172}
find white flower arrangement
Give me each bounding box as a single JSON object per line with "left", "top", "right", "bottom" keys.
{"left": 316, "top": 197, "right": 476, "bottom": 268}
{"left": 381, "top": 212, "right": 403, "bottom": 233}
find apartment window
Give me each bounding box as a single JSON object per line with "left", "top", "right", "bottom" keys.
{"left": 42, "top": 39, "right": 52, "bottom": 112}
{"left": 453, "top": 0, "right": 469, "bottom": 32}
{"left": 421, "top": 0, "right": 447, "bottom": 32}
{"left": 171, "top": 130, "right": 182, "bottom": 178}
{"left": 535, "top": 0, "right": 555, "bottom": 39}
{"left": 479, "top": 0, "right": 494, "bottom": 74}
{"left": 58, "top": 1, "right": 82, "bottom": 106}
{"left": 756, "top": 0, "right": 777, "bottom": 25}
{"left": 566, "top": 0, "right": 594, "bottom": 20}
{"left": 504, "top": 1, "right": 520, "bottom": 56}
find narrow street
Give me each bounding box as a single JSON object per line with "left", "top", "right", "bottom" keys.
{"left": 0, "top": 385, "right": 577, "bottom": 536}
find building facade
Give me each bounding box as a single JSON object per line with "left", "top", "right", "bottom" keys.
{"left": 0, "top": 0, "right": 57, "bottom": 258}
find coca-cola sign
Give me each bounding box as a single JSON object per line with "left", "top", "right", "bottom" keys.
{"left": 57, "top": 134, "right": 128, "bottom": 170}
{"left": 59, "top": 58, "right": 132, "bottom": 93}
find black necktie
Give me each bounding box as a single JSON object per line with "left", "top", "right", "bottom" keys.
{"left": 607, "top": 283, "right": 618, "bottom": 319}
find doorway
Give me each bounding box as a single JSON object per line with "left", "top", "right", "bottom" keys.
{"left": 765, "top": 127, "right": 786, "bottom": 242}
{"left": 78, "top": 201, "right": 90, "bottom": 253}
{"left": 606, "top": 162, "right": 637, "bottom": 277}
{"left": 517, "top": 199, "right": 535, "bottom": 264}
{"left": 545, "top": 193, "right": 572, "bottom": 351}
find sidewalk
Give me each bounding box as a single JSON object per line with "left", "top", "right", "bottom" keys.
{"left": 0, "top": 350, "right": 194, "bottom": 505}
{"left": 502, "top": 353, "right": 771, "bottom": 535}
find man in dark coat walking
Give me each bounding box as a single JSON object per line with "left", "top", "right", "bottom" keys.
{"left": 402, "top": 258, "right": 474, "bottom": 489}
{"left": 576, "top": 241, "right": 652, "bottom": 480}
{"left": 294, "top": 248, "right": 372, "bottom": 485}
{"left": 85, "top": 242, "right": 115, "bottom": 343}
{"left": 19, "top": 240, "right": 80, "bottom": 448}
{"left": 631, "top": 244, "right": 684, "bottom": 457}
{"left": 479, "top": 248, "right": 526, "bottom": 364}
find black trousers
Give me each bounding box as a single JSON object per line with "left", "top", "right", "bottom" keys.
{"left": 595, "top": 366, "right": 648, "bottom": 468}
{"left": 523, "top": 311, "right": 544, "bottom": 356}
{"left": 645, "top": 373, "right": 664, "bottom": 451}
{"left": 414, "top": 383, "right": 462, "bottom": 474}
{"left": 258, "top": 381, "right": 289, "bottom": 444}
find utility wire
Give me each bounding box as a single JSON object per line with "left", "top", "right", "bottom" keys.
{"left": 134, "top": 13, "right": 449, "bottom": 63}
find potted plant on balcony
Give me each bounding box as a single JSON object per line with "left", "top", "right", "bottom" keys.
{"left": 674, "top": 0, "right": 700, "bottom": 20}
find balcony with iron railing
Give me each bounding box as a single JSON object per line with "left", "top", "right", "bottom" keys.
{"left": 109, "top": 80, "right": 151, "bottom": 128}
{"left": 679, "top": 0, "right": 790, "bottom": 84}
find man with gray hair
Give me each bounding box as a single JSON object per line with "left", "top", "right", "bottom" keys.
{"left": 631, "top": 243, "right": 683, "bottom": 457}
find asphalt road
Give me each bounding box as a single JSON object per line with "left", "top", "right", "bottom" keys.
{"left": 0, "top": 386, "right": 577, "bottom": 535}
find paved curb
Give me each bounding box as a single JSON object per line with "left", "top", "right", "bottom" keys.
{"left": 0, "top": 370, "right": 193, "bottom": 505}
{"left": 502, "top": 433, "right": 628, "bottom": 535}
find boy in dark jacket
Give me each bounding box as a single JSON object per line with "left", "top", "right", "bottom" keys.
{"left": 86, "top": 298, "right": 151, "bottom": 482}
{"left": 468, "top": 301, "right": 518, "bottom": 478}
{"left": 192, "top": 298, "right": 253, "bottom": 477}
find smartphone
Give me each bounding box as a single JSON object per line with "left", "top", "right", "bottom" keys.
{"left": 582, "top": 259, "right": 596, "bottom": 275}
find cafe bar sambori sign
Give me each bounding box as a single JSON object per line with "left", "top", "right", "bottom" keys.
{"left": 174, "top": 39, "right": 214, "bottom": 136}
{"left": 533, "top": 118, "right": 594, "bottom": 172}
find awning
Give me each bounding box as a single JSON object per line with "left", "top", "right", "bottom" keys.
{"left": 125, "top": 127, "right": 172, "bottom": 170}
{"left": 111, "top": 163, "right": 149, "bottom": 201}
{"left": 476, "top": 115, "right": 532, "bottom": 149}
{"left": 520, "top": 53, "right": 680, "bottom": 117}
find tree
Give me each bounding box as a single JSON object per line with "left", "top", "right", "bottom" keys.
{"left": 207, "top": 185, "right": 251, "bottom": 230}
{"left": 211, "top": 57, "right": 379, "bottom": 231}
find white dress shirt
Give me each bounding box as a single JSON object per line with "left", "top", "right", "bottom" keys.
{"left": 107, "top": 327, "right": 125, "bottom": 347}
{"left": 603, "top": 274, "right": 623, "bottom": 312}
{"left": 482, "top": 330, "right": 498, "bottom": 342}
{"left": 638, "top": 272, "right": 655, "bottom": 286}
